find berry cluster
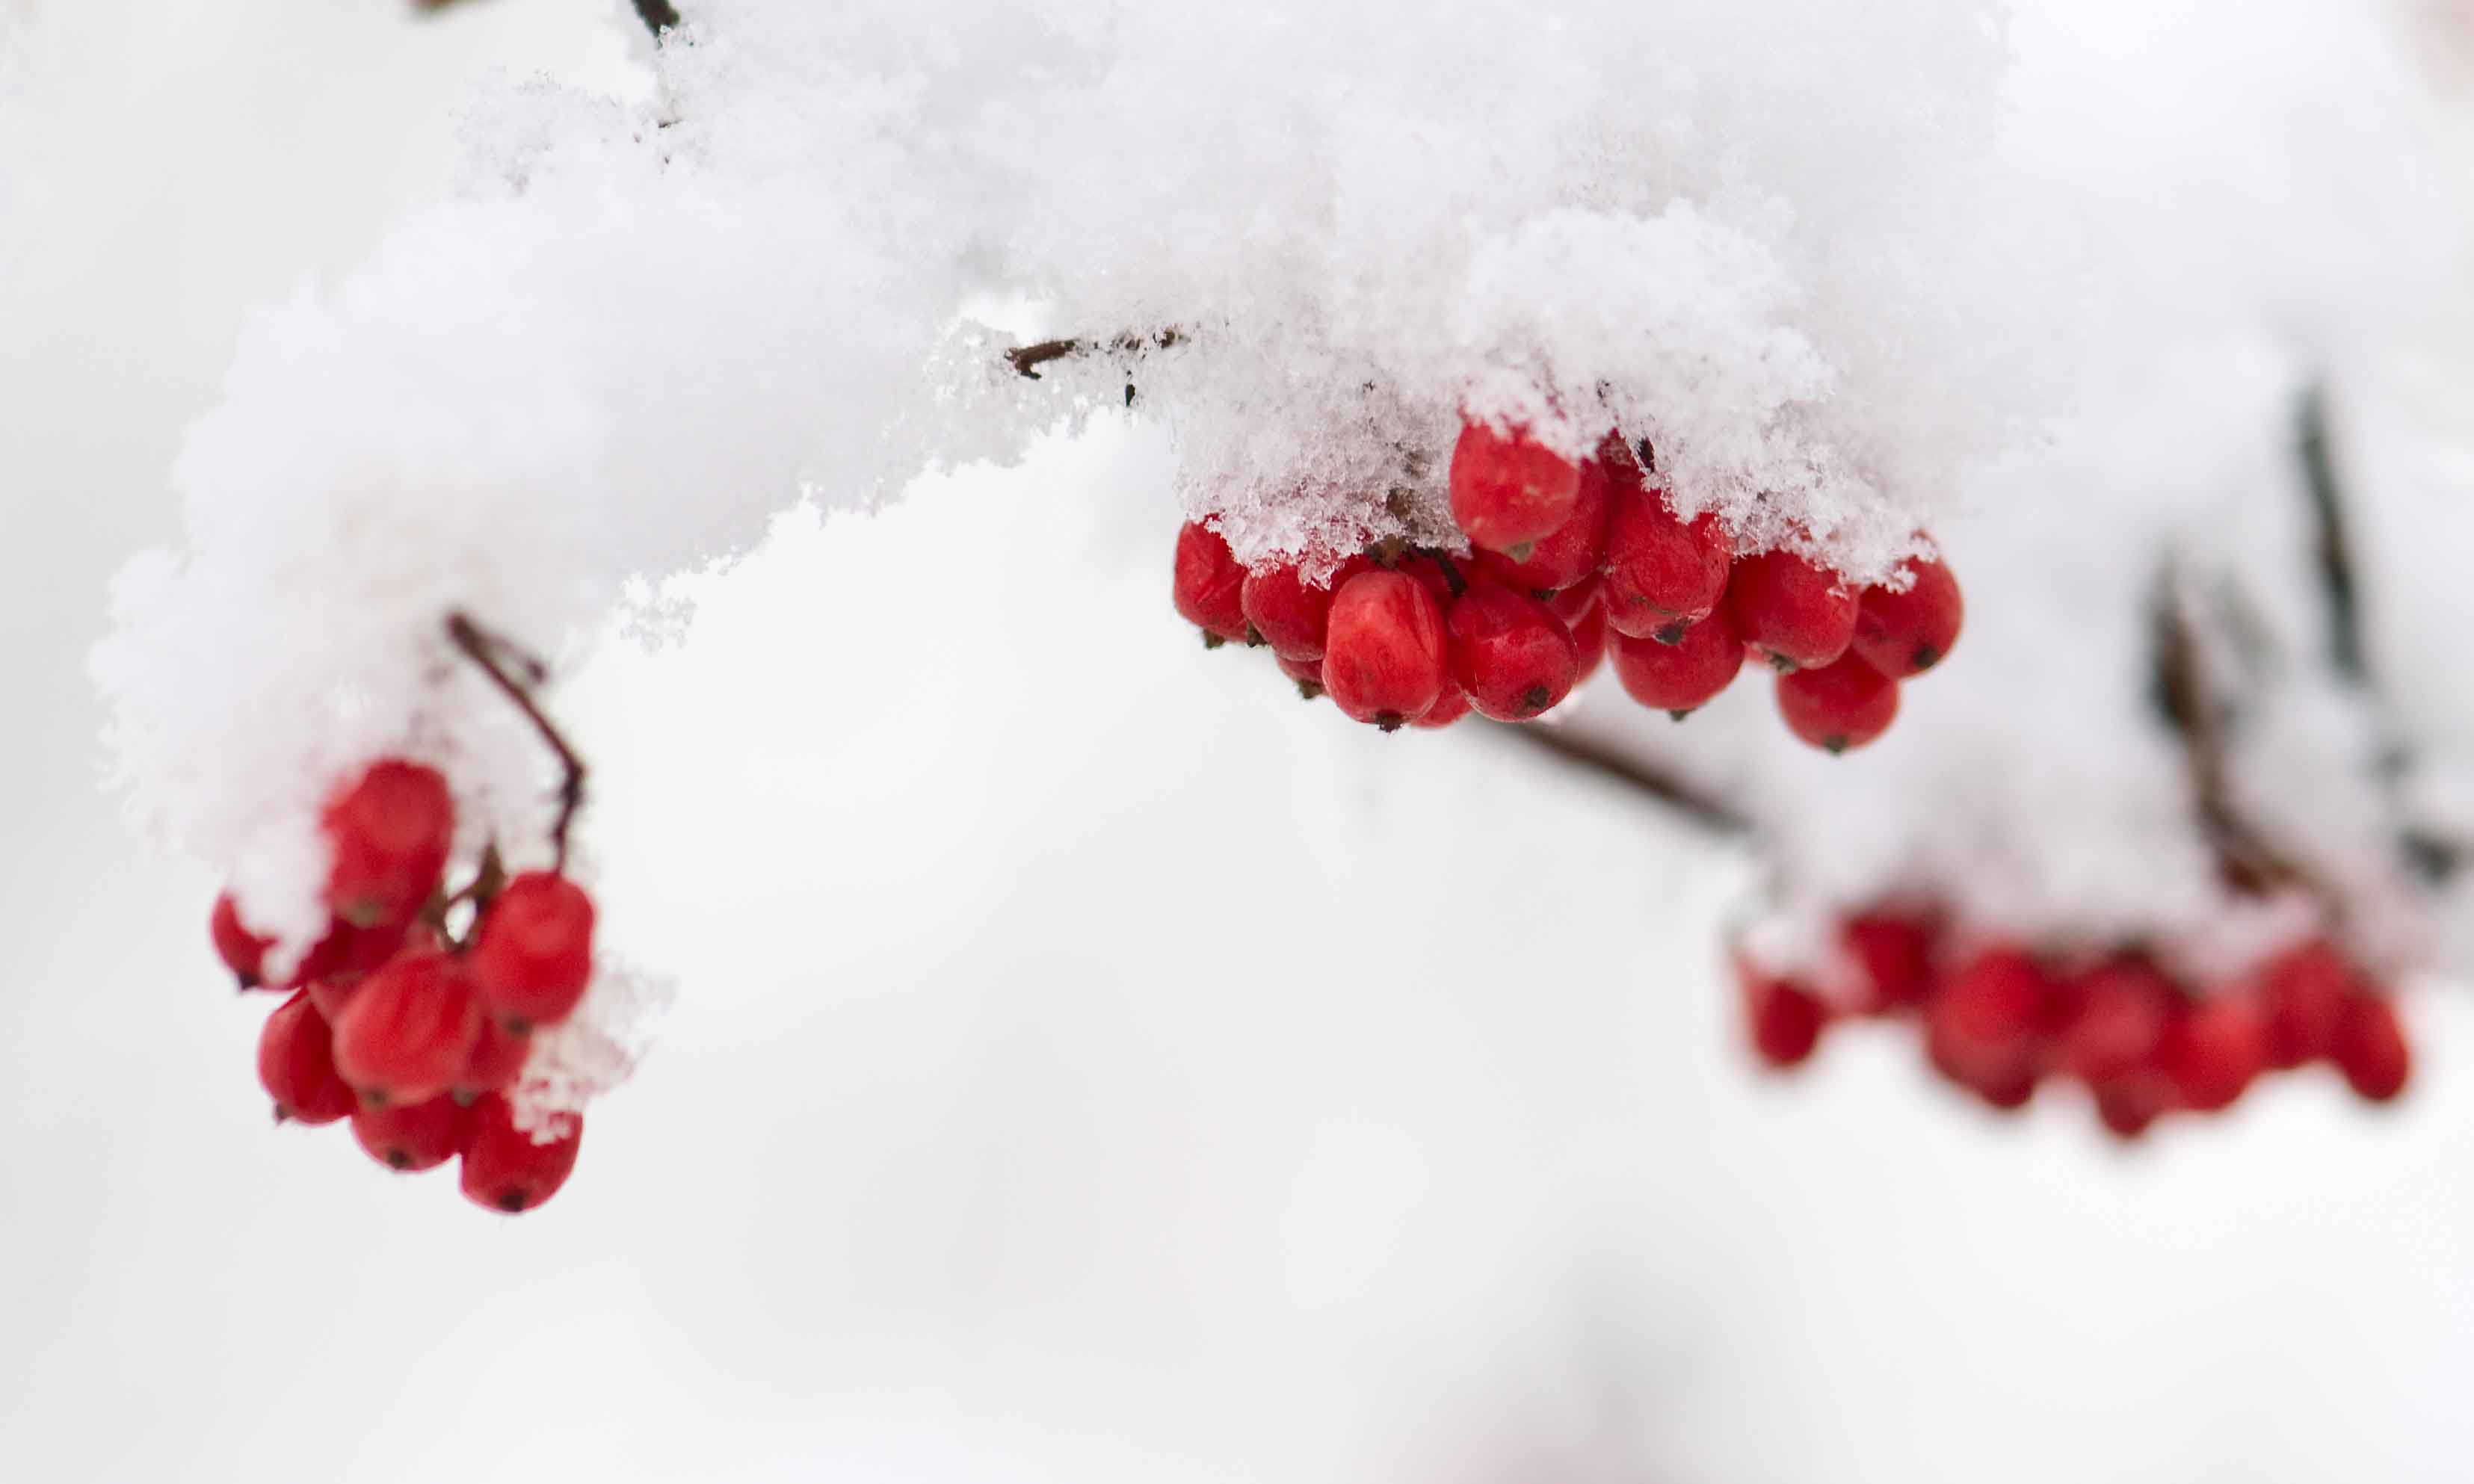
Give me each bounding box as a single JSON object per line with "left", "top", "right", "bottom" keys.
{"left": 1739, "top": 913, "right": 2412, "bottom": 1138}
{"left": 1173, "top": 418, "right": 1964, "bottom": 749}
{"left": 214, "top": 757, "right": 591, "bottom": 1213}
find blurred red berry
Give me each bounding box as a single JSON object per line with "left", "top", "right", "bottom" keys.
{"left": 324, "top": 759, "right": 454, "bottom": 930}
{"left": 1776, "top": 655, "right": 1900, "bottom": 754}
{"left": 1851, "top": 556, "right": 1964, "bottom": 678}
{"left": 459, "top": 1093, "right": 582, "bottom": 1215}
{"left": 1449, "top": 419, "right": 1582, "bottom": 557}
{"left": 2256, "top": 939, "right": 2354, "bottom": 1070}
{"left": 2330, "top": 993, "right": 2410, "bottom": 1104}
{"left": 333, "top": 952, "right": 484, "bottom": 1107}
{"left": 1322, "top": 570, "right": 1449, "bottom": 730}
{"left": 351, "top": 1095, "right": 468, "bottom": 1173}
{"left": 211, "top": 892, "right": 274, "bottom": 990}
{"left": 456, "top": 1018, "right": 533, "bottom": 1101}
{"left": 258, "top": 991, "right": 357, "bottom": 1126}
{"left": 2160, "top": 992, "right": 2267, "bottom": 1113}
{"left": 1738, "top": 962, "right": 1827, "bottom": 1069}
{"left": 2059, "top": 956, "right": 2178, "bottom": 1083}
{"left": 1842, "top": 912, "right": 1937, "bottom": 1015}
{"left": 1928, "top": 947, "right": 2049, "bottom": 1090}
{"left": 469, "top": 873, "right": 597, "bottom": 1033}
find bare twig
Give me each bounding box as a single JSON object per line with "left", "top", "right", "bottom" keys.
{"left": 2296, "top": 383, "right": 2367, "bottom": 686}
{"left": 445, "top": 612, "right": 589, "bottom": 874}
{"left": 1495, "top": 725, "right": 1753, "bottom": 838}
{"left": 2149, "top": 566, "right": 2310, "bottom": 896}
{"left": 1005, "top": 329, "right": 1185, "bottom": 400}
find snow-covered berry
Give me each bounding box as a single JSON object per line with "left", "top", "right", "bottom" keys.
{"left": 1172, "top": 521, "right": 1251, "bottom": 646}
{"left": 458, "top": 1094, "right": 582, "bottom": 1214}
{"left": 323, "top": 758, "right": 454, "bottom": 930}
{"left": 1727, "top": 549, "right": 1858, "bottom": 672}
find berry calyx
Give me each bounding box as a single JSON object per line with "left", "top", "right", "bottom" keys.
{"left": 469, "top": 872, "right": 597, "bottom": 1033}
{"left": 258, "top": 992, "right": 357, "bottom": 1126}
{"left": 1851, "top": 556, "right": 1964, "bottom": 678}
{"left": 1275, "top": 650, "right": 1327, "bottom": 700}
{"left": 1775, "top": 655, "right": 1900, "bottom": 754}
{"left": 351, "top": 1095, "right": 468, "bottom": 1172}
{"left": 1601, "top": 457, "right": 1732, "bottom": 640}
{"left": 1607, "top": 607, "right": 1746, "bottom": 717}
{"left": 324, "top": 758, "right": 454, "bottom": 929}
{"left": 212, "top": 893, "right": 274, "bottom": 989}
{"left": 1727, "top": 549, "right": 1859, "bottom": 672}
{"left": 1321, "top": 569, "right": 1449, "bottom": 730}
{"left": 333, "top": 952, "right": 484, "bottom": 1107}
{"left": 1446, "top": 582, "right": 1579, "bottom": 721}
{"left": 1172, "top": 521, "right": 1251, "bottom": 646}
{"left": 458, "top": 1093, "right": 583, "bottom": 1214}
{"left": 2330, "top": 993, "right": 2409, "bottom": 1104}
{"left": 1449, "top": 419, "right": 1581, "bottom": 557}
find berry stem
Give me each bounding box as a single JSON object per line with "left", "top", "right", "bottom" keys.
{"left": 1005, "top": 329, "right": 1185, "bottom": 380}
{"left": 2148, "top": 566, "right": 2308, "bottom": 897}
{"left": 445, "top": 612, "right": 588, "bottom": 875}
{"left": 1496, "top": 725, "right": 1752, "bottom": 838}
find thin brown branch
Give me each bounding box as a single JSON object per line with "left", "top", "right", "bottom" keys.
{"left": 1495, "top": 724, "right": 1752, "bottom": 838}
{"left": 1005, "top": 329, "right": 1185, "bottom": 381}
{"left": 2149, "top": 566, "right": 2310, "bottom": 896}
{"left": 445, "top": 612, "right": 588, "bottom": 874}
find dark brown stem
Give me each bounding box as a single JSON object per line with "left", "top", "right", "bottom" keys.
{"left": 2296, "top": 383, "right": 2366, "bottom": 686}
{"left": 2149, "top": 566, "right": 2309, "bottom": 896}
{"left": 1005, "top": 329, "right": 1185, "bottom": 381}
{"left": 445, "top": 612, "right": 588, "bottom": 874}
{"left": 1496, "top": 725, "right": 1752, "bottom": 838}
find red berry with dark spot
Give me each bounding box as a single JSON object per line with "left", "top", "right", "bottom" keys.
{"left": 2160, "top": 992, "right": 2267, "bottom": 1113}
{"left": 1446, "top": 582, "right": 1579, "bottom": 721}
{"left": 351, "top": 1095, "right": 468, "bottom": 1172}
{"left": 258, "top": 991, "right": 357, "bottom": 1125}
{"left": 1776, "top": 655, "right": 1899, "bottom": 754}
{"left": 455, "top": 1018, "right": 533, "bottom": 1101}
{"left": 1728, "top": 549, "right": 1859, "bottom": 671}
{"left": 2330, "top": 993, "right": 2410, "bottom": 1103}
{"left": 1608, "top": 606, "right": 1745, "bottom": 717}
{"left": 1242, "top": 557, "right": 1369, "bottom": 663}
{"left": 1477, "top": 442, "right": 1612, "bottom": 592}
{"left": 2256, "top": 939, "right": 2354, "bottom": 1070}
{"left": 333, "top": 952, "right": 484, "bottom": 1107}
{"left": 324, "top": 759, "right": 454, "bottom": 930}
{"left": 1737, "top": 961, "right": 1827, "bottom": 1069}
{"left": 458, "top": 1093, "right": 582, "bottom": 1214}
{"left": 1927, "top": 947, "right": 2049, "bottom": 1091}
{"left": 1852, "top": 556, "right": 1964, "bottom": 678}
{"left": 1172, "top": 521, "right": 1251, "bottom": 646}
{"left": 1275, "top": 650, "right": 1327, "bottom": 700}
{"left": 1601, "top": 460, "right": 1731, "bottom": 640}
{"left": 469, "top": 873, "right": 597, "bottom": 1033}
{"left": 1842, "top": 912, "right": 1937, "bottom": 1015}
{"left": 212, "top": 893, "right": 275, "bottom": 990}
{"left": 1449, "top": 419, "right": 1581, "bottom": 556}
{"left": 1321, "top": 570, "right": 1449, "bottom": 731}
{"left": 2058, "top": 956, "right": 2178, "bottom": 1083}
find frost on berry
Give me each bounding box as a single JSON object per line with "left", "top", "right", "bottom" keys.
{"left": 1774, "top": 655, "right": 1900, "bottom": 755}
{"left": 459, "top": 1092, "right": 582, "bottom": 1215}
{"left": 1851, "top": 556, "right": 1964, "bottom": 678}
{"left": 469, "top": 872, "right": 598, "bottom": 1033}
{"left": 1727, "top": 548, "right": 1858, "bottom": 672}
{"left": 1607, "top": 607, "right": 1745, "bottom": 717}
{"left": 1446, "top": 582, "right": 1579, "bottom": 722}
{"left": 333, "top": 952, "right": 485, "bottom": 1107}
{"left": 1172, "top": 521, "right": 1251, "bottom": 646}
{"left": 352, "top": 1095, "right": 469, "bottom": 1173}
{"left": 1449, "top": 419, "right": 1581, "bottom": 557}
{"left": 1601, "top": 452, "right": 1732, "bottom": 641}
{"left": 211, "top": 893, "right": 274, "bottom": 990}
{"left": 1321, "top": 569, "right": 1449, "bottom": 730}
{"left": 323, "top": 759, "right": 454, "bottom": 930}
{"left": 258, "top": 991, "right": 357, "bottom": 1126}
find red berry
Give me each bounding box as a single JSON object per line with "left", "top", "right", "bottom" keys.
{"left": 1446, "top": 582, "right": 1579, "bottom": 721}
{"left": 1852, "top": 557, "right": 1964, "bottom": 678}
{"left": 351, "top": 1095, "right": 468, "bottom": 1172}
{"left": 1567, "top": 599, "right": 1607, "bottom": 684}
{"left": 1608, "top": 607, "right": 1746, "bottom": 717}
{"left": 1737, "top": 962, "right": 1827, "bottom": 1069}
{"left": 324, "top": 759, "right": 454, "bottom": 930}
{"left": 2058, "top": 957, "right": 2177, "bottom": 1083}
{"left": 1475, "top": 442, "right": 1613, "bottom": 592}
{"left": 1321, "top": 570, "right": 1449, "bottom": 731}
{"left": 295, "top": 918, "right": 414, "bottom": 1021}
{"left": 2330, "top": 993, "right": 2409, "bottom": 1103}
{"left": 2092, "top": 1073, "right": 2174, "bottom": 1140}
{"left": 212, "top": 893, "right": 275, "bottom": 990}
{"left": 1410, "top": 682, "right": 1474, "bottom": 729}
{"left": 1601, "top": 465, "right": 1732, "bottom": 640}
{"left": 258, "top": 991, "right": 357, "bottom": 1125}
{"left": 2159, "top": 992, "right": 2267, "bottom": 1113}
{"left": 2256, "top": 939, "right": 2354, "bottom": 1069}
{"left": 1927, "top": 947, "right": 2049, "bottom": 1090}
{"left": 333, "top": 952, "right": 484, "bottom": 1107}
{"left": 459, "top": 1093, "right": 582, "bottom": 1214}
{"left": 1242, "top": 557, "right": 1369, "bottom": 663}
{"left": 1842, "top": 912, "right": 1937, "bottom": 1015}
{"left": 469, "top": 873, "right": 597, "bottom": 1033}
{"left": 1544, "top": 575, "right": 1600, "bottom": 626}
{"left": 1449, "top": 419, "right": 1581, "bottom": 556}
{"left": 1728, "top": 549, "right": 1859, "bottom": 672}
{"left": 1172, "top": 521, "right": 1251, "bottom": 646}
{"left": 1275, "top": 650, "right": 1327, "bottom": 700}
{"left": 456, "top": 1018, "right": 533, "bottom": 1101}
{"left": 1776, "top": 655, "right": 1899, "bottom": 754}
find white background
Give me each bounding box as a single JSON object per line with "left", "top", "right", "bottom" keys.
{"left": 6, "top": 2, "right": 2474, "bottom": 1480}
